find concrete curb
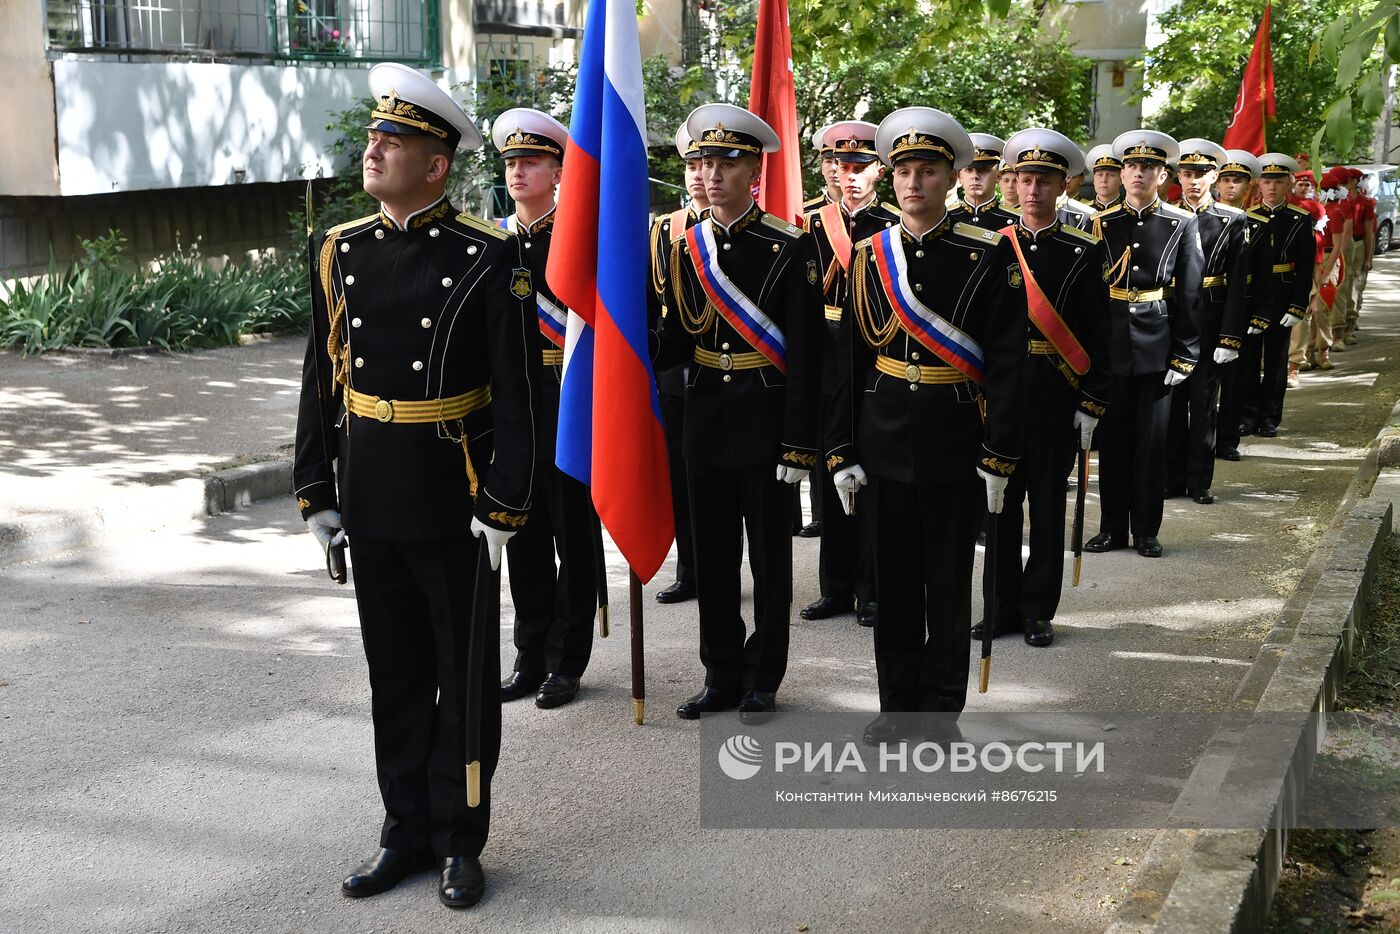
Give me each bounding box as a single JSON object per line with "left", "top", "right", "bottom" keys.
{"left": 1108, "top": 455, "right": 1395, "bottom": 932}
{"left": 0, "top": 458, "right": 292, "bottom": 567}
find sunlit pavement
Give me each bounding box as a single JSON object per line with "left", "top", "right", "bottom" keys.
{"left": 3, "top": 258, "right": 1400, "bottom": 932}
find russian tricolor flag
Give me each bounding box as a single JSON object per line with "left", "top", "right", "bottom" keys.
{"left": 547, "top": 0, "right": 674, "bottom": 584}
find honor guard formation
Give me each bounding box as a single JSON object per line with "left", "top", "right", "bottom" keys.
{"left": 294, "top": 63, "right": 1376, "bottom": 910}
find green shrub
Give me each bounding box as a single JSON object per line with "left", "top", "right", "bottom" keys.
{"left": 0, "top": 232, "right": 311, "bottom": 354}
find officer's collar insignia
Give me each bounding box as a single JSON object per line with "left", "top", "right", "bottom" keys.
{"left": 510, "top": 267, "right": 533, "bottom": 299}
{"left": 406, "top": 199, "right": 453, "bottom": 229}
{"left": 1123, "top": 198, "right": 1160, "bottom": 218}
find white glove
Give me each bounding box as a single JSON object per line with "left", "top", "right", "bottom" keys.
{"left": 470, "top": 516, "right": 515, "bottom": 571}
{"left": 777, "top": 465, "right": 810, "bottom": 484}
{"left": 306, "top": 509, "right": 346, "bottom": 549}
{"left": 1164, "top": 370, "right": 1187, "bottom": 387}
{"left": 1280, "top": 312, "right": 1304, "bottom": 328}
{"left": 1213, "top": 347, "right": 1240, "bottom": 365}
{"left": 833, "top": 464, "right": 868, "bottom": 516}
{"left": 978, "top": 468, "right": 1008, "bottom": 515}
{"left": 1072, "top": 411, "right": 1098, "bottom": 451}
{"left": 1247, "top": 326, "right": 1263, "bottom": 335}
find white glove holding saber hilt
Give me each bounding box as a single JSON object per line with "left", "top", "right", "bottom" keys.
{"left": 1072, "top": 411, "right": 1098, "bottom": 451}
{"left": 1280, "top": 311, "right": 1304, "bottom": 328}
{"left": 776, "top": 465, "right": 810, "bottom": 484}
{"left": 470, "top": 516, "right": 515, "bottom": 571}
{"left": 1163, "top": 370, "right": 1187, "bottom": 387}
{"left": 1213, "top": 347, "right": 1239, "bottom": 365}
{"left": 978, "top": 468, "right": 1008, "bottom": 515}
{"left": 832, "top": 464, "right": 867, "bottom": 516}
{"left": 306, "top": 509, "right": 346, "bottom": 549}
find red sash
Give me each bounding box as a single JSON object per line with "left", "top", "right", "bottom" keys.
{"left": 668, "top": 208, "right": 689, "bottom": 241}
{"left": 1000, "top": 225, "right": 1090, "bottom": 376}
{"left": 819, "top": 202, "right": 853, "bottom": 271}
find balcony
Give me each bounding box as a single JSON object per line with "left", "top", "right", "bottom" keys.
{"left": 44, "top": 0, "right": 441, "bottom": 66}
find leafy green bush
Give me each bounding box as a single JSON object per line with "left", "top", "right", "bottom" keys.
{"left": 0, "top": 232, "right": 310, "bottom": 354}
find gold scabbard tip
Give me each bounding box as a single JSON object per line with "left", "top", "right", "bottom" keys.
{"left": 978, "top": 657, "right": 990, "bottom": 694}
{"left": 465, "top": 760, "right": 481, "bottom": 808}
{"left": 633, "top": 698, "right": 645, "bottom": 725}
{"left": 1073, "top": 554, "right": 1083, "bottom": 587}
{"left": 599, "top": 605, "right": 610, "bottom": 638}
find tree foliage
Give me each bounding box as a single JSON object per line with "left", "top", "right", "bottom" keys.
{"left": 1142, "top": 0, "right": 1378, "bottom": 161}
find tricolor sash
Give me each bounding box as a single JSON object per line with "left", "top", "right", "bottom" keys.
{"left": 818, "top": 202, "right": 853, "bottom": 272}
{"left": 869, "top": 227, "right": 986, "bottom": 384}
{"left": 999, "top": 225, "right": 1090, "bottom": 375}
{"left": 499, "top": 214, "right": 566, "bottom": 347}
{"left": 684, "top": 219, "right": 788, "bottom": 373}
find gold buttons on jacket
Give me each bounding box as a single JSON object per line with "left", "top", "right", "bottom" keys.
{"left": 354, "top": 357, "right": 364, "bottom": 368}
{"left": 351, "top": 317, "right": 362, "bottom": 328}
{"left": 915, "top": 250, "right": 924, "bottom": 258}
{"left": 340, "top": 242, "right": 349, "bottom": 252}
{"left": 722, "top": 243, "right": 732, "bottom": 251}
{"left": 375, "top": 229, "right": 385, "bottom": 239}
{"left": 721, "top": 342, "right": 730, "bottom": 351}
{"left": 468, "top": 245, "right": 477, "bottom": 255}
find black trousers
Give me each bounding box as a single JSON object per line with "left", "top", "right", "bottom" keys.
{"left": 348, "top": 534, "right": 501, "bottom": 858}
{"left": 1166, "top": 351, "right": 1222, "bottom": 492}
{"left": 815, "top": 445, "right": 876, "bottom": 603}
{"left": 661, "top": 392, "right": 695, "bottom": 586}
{"left": 1098, "top": 373, "right": 1171, "bottom": 540}
{"left": 985, "top": 421, "right": 1076, "bottom": 626}
{"left": 868, "top": 472, "right": 980, "bottom": 713}
{"left": 1239, "top": 325, "right": 1291, "bottom": 429}
{"left": 505, "top": 465, "right": 599, "bottom": 678}
{"left": 688, "top": 462, "right": 793, "bottom": 694}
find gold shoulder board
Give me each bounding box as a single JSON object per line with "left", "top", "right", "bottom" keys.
{"left": 1246, "top": 211, "right": 1270, "bottom": 223}
{"left": 1287, "top": 203, "right": 1310, "bottom": 215}
{"left": 952, "top": 222, "right": 1003, "bottom": 244}
{"left": 456, "top": 212, "right": 511, "bottom": 240}
{"left": 1094, "top": 204, "right": 1123, "bottom": 219}
{"left": 324, "top": 213, "right": 379, "bottom": 240}
{"left": 1060, "top": 223, "right": 1100, "bottom": 243}
{"left": 760, "top": 214, "right": 803, "bottom": 238}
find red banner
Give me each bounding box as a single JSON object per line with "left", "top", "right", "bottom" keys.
{"left": 748, "top": 0, "right": 803, "bottom": 225}
{"left": 1222, "top": 5, "right": 1275, "bottom": 155}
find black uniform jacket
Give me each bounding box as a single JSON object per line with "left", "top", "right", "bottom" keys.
{"left": 1244, "top": 201, "right": 1317, "bottom": 330}
{"left": 648, "top": 205, "right": 698, "bottom": 399}
{"left": 294, "top": 199, "right": 537, "bottom": 538}
{"left": 825, "top": 213, "right": 1027, "bottom": 486}
{"left": 949, "top": 195, "right": 1020, "bottom": 233}
{"left": 509, "top": 208, "right": 567, "bottom": 465}
{"left": 1178, "top": 197, "right": 1251, "bottom": 352}
{"left": 1006, "top": 219, "right": 1113, "bottom": 427}
{"left": 652, "top": 202, "right": 825, "bottom": 471}
{"left": 1094, "top": 198, "right": 1205, "bottom": 377}
{"left": 805, "top": 197, "right": 901, "bottom": 330}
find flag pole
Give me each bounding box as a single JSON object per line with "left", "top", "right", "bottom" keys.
{"left": 629, "top": 568, "right": 645, "bottom": 724}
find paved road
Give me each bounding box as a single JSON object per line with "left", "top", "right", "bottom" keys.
{"left": 3, "top": 258, "right": 1399, "bottom": 932}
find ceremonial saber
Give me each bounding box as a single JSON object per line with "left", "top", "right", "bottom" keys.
{"left": 593, "top": 510, "right": 610, "bottom": 638}
{"left": 1072, "top": 446, "right": 1089, "bottom": 587}
{"left": 980, "top": 511, "right": 997, "bottom": 694}
{"left": 630, "top": 569, "right": 645, "bottom": 724}
{"left": 304, "top": 179, "right": 347, "bottom": 586}
{"left": 464, "top": 539, "right": 494, "bottom": 808}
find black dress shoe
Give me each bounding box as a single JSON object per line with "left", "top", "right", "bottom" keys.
{"left": 500, "top": 670, "right": 543, "bottom": 703}
{"left": 1024, "top": 618, "right": 1054, "bottom": 647}
{"left": 970, "top": 619, "right": 1013, "bottom": 640}
{"left": 1190, "top": 489, "right": 1215, "bottom": 505}
{"left": 655, "top": 580, "right": 695, "bottom": 604}
{"left": 796, "top": 520, "right": 823, "bottom": 538}
{"left": 1083, "top": 532, "right": 1126, "bottom": 553}
{"left": 535, "top": 674, "right": 580, "bottom": 709}
{"left": 676, "top": 687, "right": 739, "bottom": 720}
{"left": 738, "top": 690, "right": 776, "bottom": 724}
{"left": 1257, "top": 422, "right": 1278, "bottom": 438}
{"left": 923, "top": 715, "right": 963, "bottom": 745}
{"left": 862, "top": 713, "right": 912, "bottom": 746}
{"left": 1239, "top": 421, "right": 1257, "bottom": 437}
{"left": 439, "top": 855, "right": 485, "bottom": 909}
{"left": 800, "top": 594, "right": 852, "bottom": 620}
{"left": 855, "top": 600, "right": 877, "bottom": 627}
{"left": 1216, "top": 447, "right": 1241, "bottom": 461}
{"left": 341, "top": 846, "right": 431, "bottom": 899}
{"left": 1135, "top": 536, "right": 1163, "bottom": 558}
